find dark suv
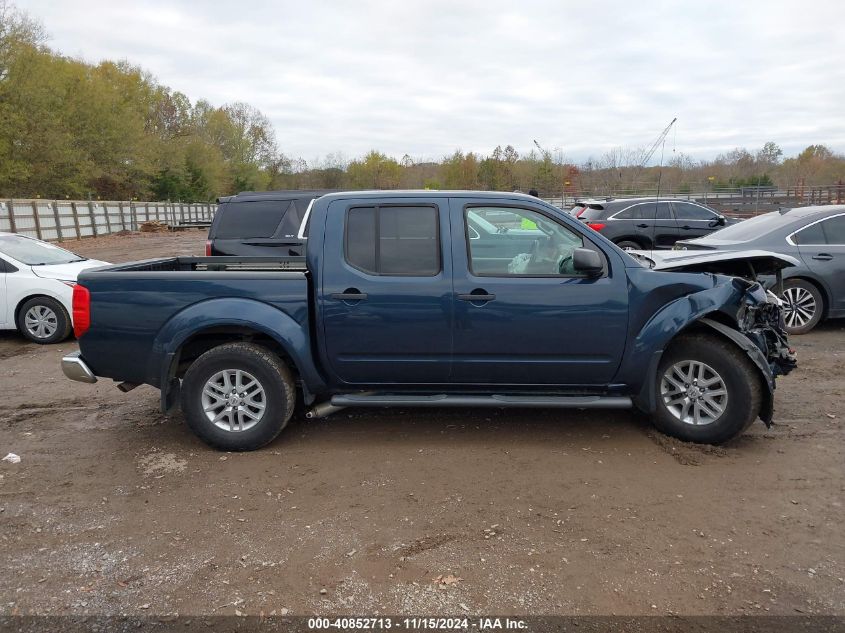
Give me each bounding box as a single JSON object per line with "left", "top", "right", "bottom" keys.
{"left": 206, "top": 190, "right": 334, "bottom": 257}
{"left": 576, "top": 198, "right": 734, "bottom": 250}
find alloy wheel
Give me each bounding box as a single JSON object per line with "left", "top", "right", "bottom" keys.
{"left": 660, "top": 360, "right": 728, "bottom": 426}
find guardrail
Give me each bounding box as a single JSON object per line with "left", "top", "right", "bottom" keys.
{"left": 0, "top": 199, "right": 217, "bottom": 241}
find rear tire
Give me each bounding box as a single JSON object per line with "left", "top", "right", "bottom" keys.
{"left": 780, "top": 279, "right": 823, "bottom": 334}
{"left": 615, "top": 240, "right": 643, "bottom": 251}
{"left": 181, "top": 342, "right": 296, "bottom": 451}
{"left": 16, "top": 296, "right": 71, "bottom": 344}
{"left": 653, "top": 333, "right": 762, "bottom": 444}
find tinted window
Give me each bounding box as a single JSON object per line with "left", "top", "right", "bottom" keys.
{"left": 346, "top": 207, "right": 377, "bottom": 272}
{"left": 821, "top": 215, "right": 845, "bottom": 244}
{"left": 215, "top": 200, "right": 288, "bottom": 239}
{"left": 634, "top": 202, "right": 672, "bottom": 220}
{"left": 278, "top": 198, "right": 310, "bottom": 237}
{"left": 345, "top": 206, "right": 440, "bottom": 275}
{"left": 674, "top": 202, "right": 715, "bottom": 221}
{"left": 614, "top": 205, "right": 643, "bottom": 220}
{"left": 792, "top": 221, "right": 826, "bottom": 245}
{"left": 464, "top": 206, "right": 587, "bottom": 276}
{"left": 578, "top": 206, "right": 605, "bottom": 221}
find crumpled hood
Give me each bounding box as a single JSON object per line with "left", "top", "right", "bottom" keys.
{"left": 31, "top": 259, "right": 110, "bottom": 281}
{"left": 631, "top": 249, "right": 799, "bottom": 277}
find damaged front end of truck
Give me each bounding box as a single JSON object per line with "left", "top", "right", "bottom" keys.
{"left": 626, "top": 249, "right": 799, "bottom": 425}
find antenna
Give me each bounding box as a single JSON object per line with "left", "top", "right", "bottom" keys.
{"left": 649, "top": 118, "right": 676, "bottom": 257}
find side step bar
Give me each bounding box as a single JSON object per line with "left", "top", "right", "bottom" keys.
{"left": 306, "top": 393, "right": 632, "bottom": 419}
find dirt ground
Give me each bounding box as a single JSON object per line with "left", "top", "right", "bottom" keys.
{"left": 0, "top": 230, "right": 843, "bottom": 618}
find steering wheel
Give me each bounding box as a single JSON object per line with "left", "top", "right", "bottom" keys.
{"left": 558, "top": 254, "right": 573, "bottom": 274}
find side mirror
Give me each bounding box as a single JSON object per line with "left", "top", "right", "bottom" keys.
{"left": 573, "top": 247, "right": 603, "bottom": 277}
{"left": 716, "top": 214, "right": 727, "bottom": 226}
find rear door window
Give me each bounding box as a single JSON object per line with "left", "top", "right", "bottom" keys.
{"left": 215, "top": 200, "right": 289, "bottom": 239}
{"left": 613, "top": 205, "right": 643, "bottom": 220}
{"left": 345, "top": 206, "right": 440, "bottom": 276}
{"left": 820, "top": 215, "right": 845, "bottom": 244}
{"left": 632, "top": 202, "right": 673, "bottom": 220}
{"left": 792, "top": 222, "right": 827, "bottom": 245}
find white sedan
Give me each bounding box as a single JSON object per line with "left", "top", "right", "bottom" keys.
{"left": 0, "top": 232, "right": 109, "bottom": 344}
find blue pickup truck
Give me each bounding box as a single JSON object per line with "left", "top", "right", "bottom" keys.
{"left": 62, "top": 191, "right": 797, "bottom": 450}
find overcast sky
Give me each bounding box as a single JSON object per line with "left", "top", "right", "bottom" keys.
{"left": 18, "top": 0, "right": 845, "bottom": 164}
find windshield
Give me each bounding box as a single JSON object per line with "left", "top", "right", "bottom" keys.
{"left": 0, "top": 235, "right": 86, "bottom": 265}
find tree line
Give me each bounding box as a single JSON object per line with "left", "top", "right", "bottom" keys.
{"left": 1, "top": 2, "right": 843, "bottom": 202}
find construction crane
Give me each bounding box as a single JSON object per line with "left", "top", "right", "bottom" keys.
{"left": 533, "top": 139, "right": 551, "bottom": 160}
{"left": 640, "top": 117, "right": 677, "bottom": 168}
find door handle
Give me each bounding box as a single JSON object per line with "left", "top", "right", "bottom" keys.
{"left": 330, "top": 289, "right": 368, "bottom": 301}
{"left": 458, "top": 291, "right": 496, "bottom": 302}
{"left": 812, "top": 253, "right": 833, "bottom": 261}
{"left": 636, "top": 223, "right": 649, "bottom": 228}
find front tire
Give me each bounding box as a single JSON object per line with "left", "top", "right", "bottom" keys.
{"left": 780, "top": 279, "right": 823, "bottom": 334}
{"left": 181, "top": 342, "right": 296, "bottom": 451}
{"left": 17, "top": 296, "right": 71, "bottom": 344}
{"left": 653, "top": 334, "right": 762, "bottom": 444}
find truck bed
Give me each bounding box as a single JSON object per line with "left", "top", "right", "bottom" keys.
{"left": 76, "top": 257, "right": 310, "bottom": 386}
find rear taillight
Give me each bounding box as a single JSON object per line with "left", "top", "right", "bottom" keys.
{"left": 72, "top": 284, "right": 90, "bottom": 338}
{"left": 205, "top": 240, "right": 212, "bottom": 256}
{"left": 586, "top": 222, "right": 606, "bottom": 231}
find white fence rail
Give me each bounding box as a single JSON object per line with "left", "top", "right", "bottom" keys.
{"left": 0, "top": 200, "right": 217, "bottom": 241}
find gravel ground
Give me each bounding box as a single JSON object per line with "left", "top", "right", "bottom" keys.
{"left": 0, "top": 231, "right": 843, "bottom": 617}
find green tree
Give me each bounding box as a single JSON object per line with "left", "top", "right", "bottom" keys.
{"left": 346, "top": 151, "right": 401, "bottom": 189}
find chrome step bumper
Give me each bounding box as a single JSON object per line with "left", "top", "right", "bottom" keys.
{"left": 61, "top": 351, "right": 97, "bottom": 384}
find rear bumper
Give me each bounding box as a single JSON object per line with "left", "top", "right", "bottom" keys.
{"left": 61, "top": 351, "right": 97, "bottom": 384}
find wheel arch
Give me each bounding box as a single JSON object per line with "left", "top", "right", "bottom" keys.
{"left": 635, "top": 317, "right": 774, "bottom": 425}
{"left": 613, "top": 235, "right": 650, "bottom": 249}
{"left": 14, "top": 292, "right": 69, "bottom": 324}
{"left": 149, "top": 298, "right": 327, "bottom": 412}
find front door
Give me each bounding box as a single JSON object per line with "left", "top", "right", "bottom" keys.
{"left": 449, "top": 199, "right": 629, "bottom": 386}
{"left": 320, "top": 197, "right": 453, "bottom": 385}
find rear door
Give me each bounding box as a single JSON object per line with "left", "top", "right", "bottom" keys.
{"left": 319, "top": 197, "right": 453, "bottom": 385}
{"left": 673, "top": 201, "right": 724, "bottom": 242}
{"left": 637, "top": 201, "right": 679, "bottom": 248}
{"left": 449, "top": 198, "right": 629, "bottom": 386}
{"left": 793, "top": 212, "right": 845, "bottom": 314}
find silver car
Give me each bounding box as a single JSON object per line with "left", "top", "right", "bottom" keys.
{"left": 674, "top": 205, "right": 845, "bottom": 333}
